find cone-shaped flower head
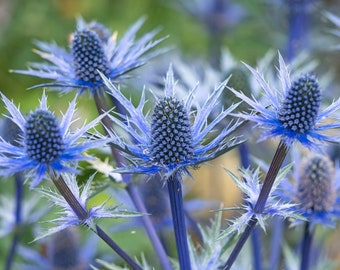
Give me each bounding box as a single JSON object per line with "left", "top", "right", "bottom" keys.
{"left": 230, "top": 53, "right": 340, "bottom": 150}
{"left": 150, "top": 96, "right": 194, "bottom": 170}
{"left": 12, "top": 17, "right": 167, "bottom": 95}
{"left": 0, "top": 92, "right": 106, "bottom": 188}
{"left": 278, "top": 151, "right": 340, "bottom": 228}
{"left": 72, "top": 29, "right": 111, "bottom": 89}
{"left": 101, "top": 65, "right": 243, "bottom": 178}
{"left": 25, "top": 110, "right": 65, "bottom": 164}
{"left": 48, "top": 227, "right": 85, "bottom": 269}
{"left": 277, "top": 73, "right": 320, "bottom": 135}
{"left": 295, "top": 154, "right": 336, "bottom": 214}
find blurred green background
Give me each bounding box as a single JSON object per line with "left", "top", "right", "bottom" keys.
{"left": 0, "top": 0, "right": 276, "bottom": 109}
{"left": 0, "top": 0, "right": 340, "bottom": 268}
{"left": 1, "top": 0, "right": 339, "bottom": 108}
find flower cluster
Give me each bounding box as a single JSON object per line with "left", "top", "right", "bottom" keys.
{"left": 2, "top": 3, "right": 340, "bottom": 270}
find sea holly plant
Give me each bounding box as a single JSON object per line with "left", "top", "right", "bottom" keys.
{"left": 222, "top": 52, "right": 340, "bottom": 269}
{"left": 11, "top": 17, "right": 172, "bottom": 270}
{"left": 12, "top": 17, "right": 167, "bottom": 95}
{"left": 0, "top": 92, "right": 107, "bottom": 188}
{"left": 0, "top": 92, "right": 144, "bottom": 269}
{"left": 217, "top": 164, "right": 302, "bottom": 240}
{"left": 35, "top": 173, "right": 143, "bottom": 241}
{"left": 278, "top": 151, "right": 340, "bottom": 270}
{"left": 100, "top": 66, "right": 244, "bottom": 269}
{"left": 2, "top": 4, "right": 340, "bottom": 270}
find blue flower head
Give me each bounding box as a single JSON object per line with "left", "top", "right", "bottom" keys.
{"left": 12, "top": 17, "right": 166, "bottom": 95}
{"left": 101, "top": 66, "right": 243, "bottom": 178}
{"left": 230, "top": 53, "right": 340, "bottom": 150}
{"left": 280, "top": 152, "right": 340, "bottom": 228}
{"left": 0, "top": 92, "right": 106, "bottom": 188}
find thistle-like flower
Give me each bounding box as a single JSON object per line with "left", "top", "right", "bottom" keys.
{"left": 12, "top": 17, "right": 166, "bottom": 95}
{"left": 217, "top": 165, "right": 302, "bottom": 239}
{"left": 35, "top": 174, "right": 142, "bottom": 240}
{"left": 101, "top": 66, "right": 243, "bottom": 178}
{"left": 279, "top": 152, "right": 340, "bottom": 228}
{"left": 230, "top": 53, "right": 340, "bottom": 150}
{"left": 0, "top": 92, "right": 105, "bottom": 188}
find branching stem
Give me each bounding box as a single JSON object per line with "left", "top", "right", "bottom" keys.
{"left": 223, "top": 141, "right": 289, "bottom": 269}
{"left": 51, "top": 175, "right": 142, "bottom": 270}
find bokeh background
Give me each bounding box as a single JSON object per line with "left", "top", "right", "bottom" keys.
{"left": 0, "top": 0, "right": 340, "bottom": 269}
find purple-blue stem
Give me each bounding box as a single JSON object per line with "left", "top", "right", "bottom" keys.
{"left": 94, "top": 93, "right": 172, "bottom": 270}
{"left": 167, "top": 174, "right": 191, "bottom": 270}
{"left": 223, "top": 141, "right": 289, "bottom": 269}
{"left": 286, "top": 0, "right": 311, "bottom": 61}
{"left": 5, "top": 173, "right": 24, "bottom": 270}
{"left": 206, "top": 0, "right": 228, "bottom": 69}
{"left": 268, "top": 4, "right": 311, "bottom": 266}
{"left": 269, "top": 217, "right": 284, "bottom": 270}
{"left": 238, "top": 143, "right": 263, "bottom": 270}
{"left": 300, "top": 222, "right": 313, "bottom": 270}
{"left": 51, "top": 175, "right": 143, "bottom": 270}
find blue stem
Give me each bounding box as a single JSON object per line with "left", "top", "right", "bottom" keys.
{"left": 250, "top": 226, "right": 262, "bottom": 270}
{"left": 5, "top": 173, "right": 24, "bottom": 270}
{"left": 167, "top": 174, "right": 191, "bottom": 270}
{"left": 286, "top": 0, "right": 311, "bottom": 61}
{"left": 238, "top": 143, "right": 262, "bottom": 270}
{"left": 223, "top": 141, "right": 289, "bottom": 269}
{"left": 51, "top": 175, "right": 143, "bottom": 270}
{"left": 300, "top": 222, "right": 313, "bottom": 270}
{"left": 94, "top": 93, "right": 172, "bottom": 270}
{"left": 206, "top": 0, "right": 229, "bottom": 69}
{"left": 269, "top": 217, "right": 284, "bottom": 270}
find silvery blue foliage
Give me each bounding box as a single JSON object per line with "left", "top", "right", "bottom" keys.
{"left": 230, "top": 53, "right": 340, "bottom": 150}
{"left": 217, "top": 164, "right": 303, "bottom": 240}
{"left": 12, "top": 17, "right": 167, "bottom": 95}
{"left": 35, "top": 174, "right": 143, "bottom": 240}
{"left": 0, "top": 92, "right": 106, "bottom": 188}
{"left": 2, "top": 3, "right": 340, "bottom": 269}
{"left": 101, "top": 66, "right": 244, "bottom": 178}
